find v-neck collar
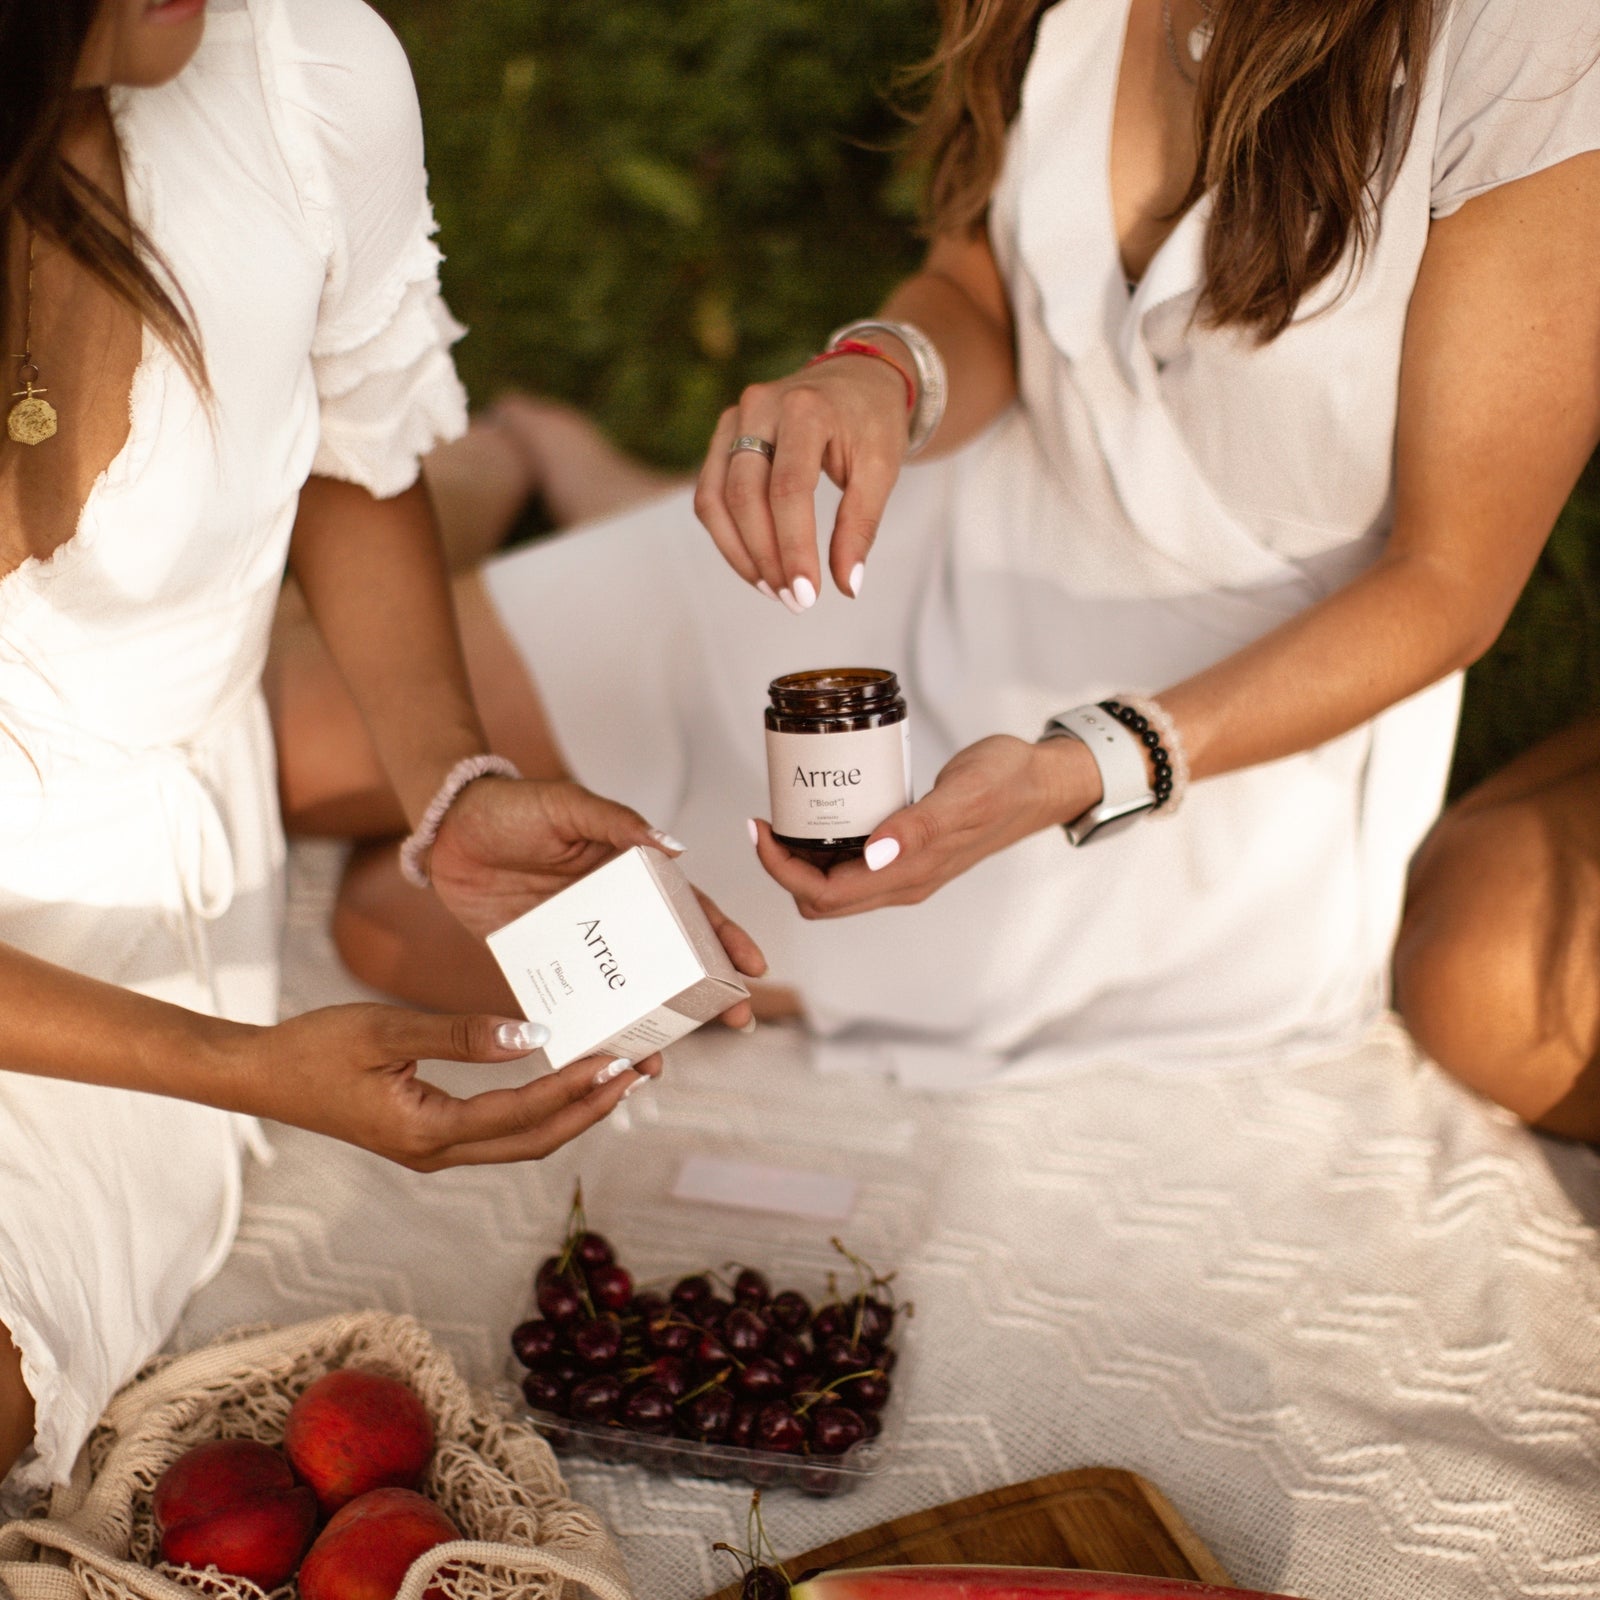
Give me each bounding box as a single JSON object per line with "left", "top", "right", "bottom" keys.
{"left": 1013, "top": 0, "right": 1209, "bottom": 379}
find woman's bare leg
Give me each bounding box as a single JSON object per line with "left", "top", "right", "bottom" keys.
{"left": 269, "top": 572, "right": 804, "bottom": 1020}
{"left": 0, "top": 1325, "right": 36, "bottom": 1480}
{"left": 1395, "top": 716, "right": 1600, "bottom": 1140}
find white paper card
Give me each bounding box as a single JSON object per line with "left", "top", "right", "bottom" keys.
{"left": 671, "top": 1156, "right": 858, "bottom": 1223}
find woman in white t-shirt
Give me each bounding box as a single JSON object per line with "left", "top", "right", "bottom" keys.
{"left": 0, "top": 0, "right": 760, "bottom": 1491}
{"left": 292, "top": 0, "right": 1600, "bottom": 1135}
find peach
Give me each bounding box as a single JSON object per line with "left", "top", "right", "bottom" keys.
{"left": 297, "top": 1487, "right": 460, "bottom": 1600}
{"left": 284, "top": 1368, "right": 434, "bottom": 1517}
{"left": 152, "top": 1438, "right": 316, "bottom": 1589}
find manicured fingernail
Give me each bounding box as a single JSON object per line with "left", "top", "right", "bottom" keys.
{"left": 848, "top": 562, "right": 865, "bottom": 599}
{"left": 746, "top": 818, "right": 759, "bottom": 847}
{"left": 736, "top": 1017, "right": 758, "bottom": 1035}
{"left": 792, "top": 575, "right": 817, "bottom": 610}
{"left": 622, "top": 1073, "right": 649, "bottom": 1098}
{"left": 864, "top": 838, "right": 900, "bottom": 872}
{"left": 593, "top": 1057, "right": 634, "bottom": 1086}
{"left": 756, "top": 580, "right": 778, "bottom": 601}
{"left": 496, "top": 1020, "right": 549, "bottom": 1052}
{"left": 777, "top": 588, "right": 804, "bottom": 616}
{"left": 648, "top": 828, "right": 687, "bottom": 854}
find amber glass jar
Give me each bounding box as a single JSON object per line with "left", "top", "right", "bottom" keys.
{"left": 764, "top": 668, "right": 912, "bottom": 867}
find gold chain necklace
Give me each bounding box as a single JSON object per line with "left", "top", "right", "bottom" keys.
{"left": 8, "top": 229, "right": 58, "bottom": 447}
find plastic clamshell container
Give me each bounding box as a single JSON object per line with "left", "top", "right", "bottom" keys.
{"left": 499, "top": 1041, "right": 933, "bottom": 1495}
{"left": 504, "top": 1294, "right": 911, "bottom": 1496}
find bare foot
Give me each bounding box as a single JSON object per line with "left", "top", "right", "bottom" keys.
{"left": 485, "top": 394, "right": 681, "bottom": 529}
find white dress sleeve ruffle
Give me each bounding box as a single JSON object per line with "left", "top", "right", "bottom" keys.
{"left": 261, "top": 0, "right": 468, "bottom": 497}
{"left": 1432, "top": 0, "right": 1600, "bottom": 217}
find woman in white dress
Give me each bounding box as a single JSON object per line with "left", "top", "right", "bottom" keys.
{"left": 300, "top": 1, "right": 1600, "bottom": 1125}
{"left": 0, "top": 0, "right": 761, "bottom": 1490}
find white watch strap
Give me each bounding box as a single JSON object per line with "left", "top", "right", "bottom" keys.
{"left": 1044, "top": 705, "right": 1152, "bottom": 813}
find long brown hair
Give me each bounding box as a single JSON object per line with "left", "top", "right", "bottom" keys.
{"left": 910, "top": 0, "right": 1436, "bottom": 341}
{"left": 0, "top": 0, "right": 206, "bottom": 395}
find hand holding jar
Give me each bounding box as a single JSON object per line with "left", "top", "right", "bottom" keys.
{"left": 757, "top": 669, "right": 1103, "bottom": 918}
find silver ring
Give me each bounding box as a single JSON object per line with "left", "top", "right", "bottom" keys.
{"left": 729, "top": 434, "right": 776, "bottom": 461}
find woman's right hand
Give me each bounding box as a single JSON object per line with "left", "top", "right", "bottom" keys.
{"left": 693, "top": 349, "right": 911, "bottom": 609}
{"left": 229, "top": 1003, "right": 656, "bottom": 1171}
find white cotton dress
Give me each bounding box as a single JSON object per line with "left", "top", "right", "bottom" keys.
{"left": 486, "top": 0, "right": 1600, "bottom": 1089}
{"left": 0, "top": 0, "right": 465, "bottom": 1488}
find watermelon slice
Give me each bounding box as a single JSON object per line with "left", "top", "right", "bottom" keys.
{"left": 789, "top": 1568, "right": 1301, "bottom": 1599}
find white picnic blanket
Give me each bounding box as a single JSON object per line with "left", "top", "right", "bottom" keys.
{"left": 173, "top": 842, "right": 1600, "bottom": 1600}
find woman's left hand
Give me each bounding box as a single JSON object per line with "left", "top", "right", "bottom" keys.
{"left": 428, "top": 776, "right": 768, "bottom": 1024}
{"left": 751, "top": 734, "right": 1100, "bottom": 918}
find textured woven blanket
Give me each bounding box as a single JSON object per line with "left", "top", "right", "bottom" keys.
{"left": 174, "top": 843, "right": 1600, "bottom": 1600}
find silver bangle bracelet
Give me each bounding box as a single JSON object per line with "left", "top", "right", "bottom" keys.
{"left": 828, "top": 318, "right": 949, "bottom": 458}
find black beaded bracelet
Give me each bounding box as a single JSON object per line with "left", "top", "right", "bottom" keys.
{"left": 1099, "top": 700, "right": 1175, "bottom": 809}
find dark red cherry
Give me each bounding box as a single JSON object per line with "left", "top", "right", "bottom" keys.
{"left": 573, "top": 1315, "right": 625, "bottom": 1369}
{"left": 810, "top": 1404, "right": 866, "bottom": 1456}
{"left": 722, "top": 1307, "right": 770, "bottom": 1357}
{"left": 693, "top": 1330, "right": 732, "bottom": 1370}
{"left": 727, "top": 1402, "right": 760, "bottom": 1449}
{"left": 768, "top": 1290, "right": 811, "bottom": 1333}
{"left": 537, "top": 1276, "right": 585, "bottom": 1326}
{"left": 861, "top": 1408, "right": 884, "bottom": 1440}
{"left": 568, "top": 1374, "right": 623, "bottom": 1422}
{"left": 588, "top": 1263, "right": 634, "bottom": 1313}
{"left": 510, "top": 1318, "right": 562, "bottom": 1367}
{"left": 519, "top": 1369, "right": 568, "bottom": 1413}
{"left": 640, "top": 1354, "right": 691, "bottom": 1399}
{"left": 630, "top": 1290, "right": 670, "bottom": 1323}
{"left": 647, "top": 1317, "right": 697, "bottom": 1355}
{"left": 753, "top": 1403, "right": 806, "bottom": 1454}
{"left": 849, "top": 1372, "right": 891, "bottom": 1412}
{"left": 573, "top": 1230, "right": 614, "bottom": 1269}
{"left": 822, "top": 1336, "right": 873, "bottom": 1375}
{"left": 853, "top": 1296, "right": 894, "bottom": 1346}
{"left": 735, "top": 1358, "right": 786, "bottom": 1399}
{"left": 692, "top": 1295, "right": 734, "bottom": 1331}
{"left": 540, "top": 1354, "right": 582, "bottom": 1387}
{"left": 682, "top": 1386, "right": 735, "bottom": 1442}
{"left": 671, "top": 1273, "right": 713, "bottom": 1308}
{"left": 732, "top": 1267, "right": 771, "bottom": 1307}
{"left": 810, "top": 1303, "right": 847, "bottom": 1342}
{"left": 743, "top": 1567, "right": 788, "bottom": 1600}
{"left": 535, "top": 1254, "right": 576, "bottom": 1290}
{"left": 768, "top": 1330, "right": 809, "bottom": 1375}
{"left": 622, "top": 1383, "right": 676, "bottom": 1434}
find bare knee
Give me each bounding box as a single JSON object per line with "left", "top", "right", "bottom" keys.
{"left": 334, "top": 846, "right": 515, "bottom": 1014}
{"left": 1397, "top": 801, "right": 1599, "bottom": 1137}
{"left": 0, "top": 1324, "right": 37, "bottom": 1481}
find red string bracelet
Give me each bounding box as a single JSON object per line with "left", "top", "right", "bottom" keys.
{"left": 805, "top": 339, "right": 916, "bottom": 412}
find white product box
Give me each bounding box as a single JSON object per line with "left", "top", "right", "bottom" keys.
{"left": 486, "top": 846, "right": 750, "bottom": 1068}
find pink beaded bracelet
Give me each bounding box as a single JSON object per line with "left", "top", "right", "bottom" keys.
{"left": 398, "top": 754, "right": 523, "bottom": 889}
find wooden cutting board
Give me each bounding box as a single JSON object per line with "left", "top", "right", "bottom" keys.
{"left": 705, "top": 1468, "right": 1231, "bottom": 1598}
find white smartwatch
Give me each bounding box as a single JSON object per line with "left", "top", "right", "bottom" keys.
{"left": 1040, "top": 705, "right": 1156, "bottom": 845}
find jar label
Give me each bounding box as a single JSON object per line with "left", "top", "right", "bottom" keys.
{"left": 765, "top": 722, "right": 912, "bottom": 843}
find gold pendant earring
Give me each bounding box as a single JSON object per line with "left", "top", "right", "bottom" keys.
{"left": 7, "top": 229, "right": 57, "bottom": 447}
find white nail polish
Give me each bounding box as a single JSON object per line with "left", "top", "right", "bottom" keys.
{"left": 648, "top": 828, "right": 688, "bottom": 854}
{"left": 746, "top": 818, "right": 759, "bottom": 847}
{"left": 496, "top": 1020, "right": 549, "bottom": 1052}
{"left": 756, "top": 580, "right": 778, "bottom": 601}
{"left": 864, "top": 837, "right": 901, "bottom": 872}
{"left": 622, "top": 1074, "right": 649, "bottom": 1098}
{"left": 848, "top": 562, "right": 866, "bottom": 599}
{"left": 778, "top": 588, "right": 804, "bottom": 616}
{"left": 736, "top": 1017, "right": 758, "bottom": 1035}
{"left": 792, "top": 575, "right": 817, "bottom": 610}
{"left": 593, "top": 1057, "right": 633, "bottom": 1086}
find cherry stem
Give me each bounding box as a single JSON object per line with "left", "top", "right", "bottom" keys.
{"left": 791, "top": 1367, "right": 886, "bottom": 1418}
{"left": 675, "top": 1367, "right": 733, "bottom": 1407}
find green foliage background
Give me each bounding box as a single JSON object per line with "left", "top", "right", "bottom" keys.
{"left": 370, "top": 0, "right": 1598, "bottom": 796}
